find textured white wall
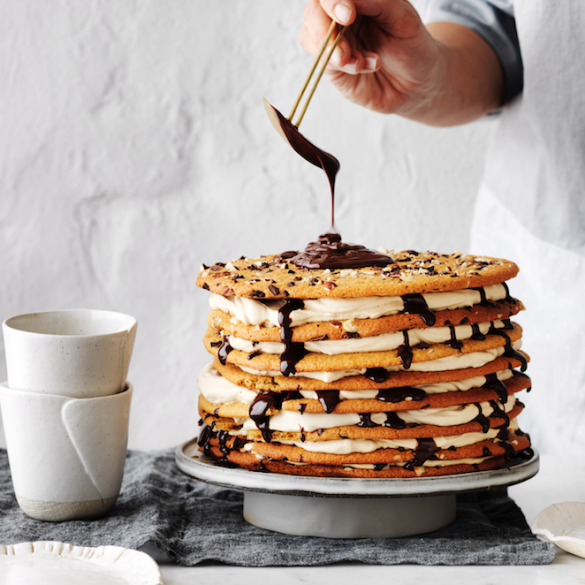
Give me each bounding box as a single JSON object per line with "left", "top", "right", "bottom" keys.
{"left": 0, "top": 1, "right": 495, "bottom": 450}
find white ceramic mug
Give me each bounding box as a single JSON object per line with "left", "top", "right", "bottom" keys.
{"left": 2, "top": 309, "right": 137, "bottom": 398}
{"left": 0, "top": 382, "right": 132, "bottom": 522}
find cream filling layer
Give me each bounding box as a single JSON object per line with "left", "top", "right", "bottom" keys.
{"left": 227, "top": 320, "right": 507, "bottom": 356}
{"left": 238, "top": 341, "right": 522, "bottom": 383}
{"left": 234, "top": 395, "right": 515, "bottom": 432}
{"left": 198, "top": 363, "right": 515, "bottom": 405}
{"left": 241, "top": 420, "right": 519, "bottom": 454}
{"left": 209, "top": 284, "right": 507, "bottom": 328}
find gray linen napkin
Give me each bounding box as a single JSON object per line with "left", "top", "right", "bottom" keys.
{"left": 0, "top": 449, "right": 555, "bottom": 566}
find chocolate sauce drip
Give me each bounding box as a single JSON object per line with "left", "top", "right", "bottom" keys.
{"left": 377, "top": 387, "right": 427, "bottom": 403}
{"left": 384, "top": 411, "right": 406, "bottom": 429}
{"left": 315, "top": 390, "right": 341, "bottom": 414}
{"left": 470, "top": 323, "right": 486, "bottom": 341}
{"left": 248, "top": 390, "right": 303, "bottom": 442}
{"left": 269, "top": 106, "right": 340, "bottom": 227}
{"left": 475, "top": 287, "right": 497, "bottom": 308}
{"left": 277, "top": 299, "right": 307, "bottom": 376}
{"left": 488, "top": 325, "right": 528, "bottom": 371}
{"left": 249, "top": 391, "right": 281, "bottom": 442}
{"left": 280, "top": 343, "right": 308, "bottom": 377}
{"left": 217, "top": 430, "right": 231, "bottom": 458}
{"left": 482, "top": 446, "right": 492, "bottom": 457}
{"left": 502, "top": 282, "right": 517, "bottom": 304}
{"left": 373, "top": 463, "right": 386, "bottom": 471}
{"left": 446, "top": 325, "right": 463, "bottom": 350}
{"left": 365, "top": 368, "right": 390, "bottom": 383}
{"left": 489, "top": 400, "right": 510, "bottom": 428}
{"left": 482, "top": 373, "right": 508, "bottom": 403}
{"left": 278, "top": 299, "right": 304, "bottom": 342}
{"left": 497, "top": 427, "right": 510, "bottom": 441}
{"left": 501, "top": 318, "right": 514, "bottom": 330}
{"left": 357, "top": 413, "right": 379, "bottom": 427}
{"left": 397, "top": 330, "right": 413, "bottom": 369}
{"left": 217, "top": 335, "right": 233, "bottom": 366}
{"left": 197, "top": 424, "right": 214, "bottom": 457}
{"left": 401, "top": 293, "right": 436, "bottom": 326}
{"left": 501, "top": 441, "right": 516, "bottom": 461}
{"left": 517, "top": 447, "right": 534, "bottom": 460}
{"left": 289, "top": 233, "right": 393, "bottom": 270}
{"left": 404, "top": 438, "right": 440, "bottom": 471}
{"left": 473, "top": 404, "right": 491, "bottom": 433}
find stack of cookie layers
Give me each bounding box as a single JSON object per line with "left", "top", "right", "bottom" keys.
{"left": 196, "top": 250, "right": 532, "bottom": 478}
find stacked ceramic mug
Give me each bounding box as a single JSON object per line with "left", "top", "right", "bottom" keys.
{"left": 0, "top": 310, "right": 137, "bottom": 522}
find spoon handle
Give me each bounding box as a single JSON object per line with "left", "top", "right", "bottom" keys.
{"left": 288, "top": 21, "right": 346, "bottom": 128}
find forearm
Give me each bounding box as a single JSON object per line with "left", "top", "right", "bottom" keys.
{"left": 398, "top": 22, "right": 503, "bottom": 127}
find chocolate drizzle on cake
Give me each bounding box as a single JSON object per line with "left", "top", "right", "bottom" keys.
{"left": 489, "top": 400, "right": 510, "bottom": 427}
{"left": 404, "top": 438, "right": 440, "bottom": 470}
{"left": 401, "top": 293, "right": 436, "bottom": 326}
{"left": 475, "top": 287, "right": 497, "bottom": 308}
{"left": 377, "top": 387, "right": 427, "bottom": 403}
{"left": 249, "top": 391, "right": 279, "bottom": 442}
{"left": 482, "top": 373, "right": 509, "bottom": 403}
{"left": 384, "top": 411, "right": 407, "bottom": 429}
{"left": 315, "top": 390, "right": 341, "bottom": 414}
{"left": 290, "top": 233, "right": 393, "bottom": 270}
{"left": 397, "top": 331, "right": 413, "bottom": 369}
{"left": 488, "top": 324, "right": 528, "bottom": 371}
{"left": 473, "top": 404, "right": 491, "bottom": 433}
{"left": 446, "top": 325, "right": 463, "bottom": 349}
{"left": 364, "top": 368, "right": 390, "bottom": 383}
{"left": 502, "top": 282, "right": 517, "bottom": 304}
{"left": 277, "top": 299, "right": 307, "bottom": 376}
{"left": 357, "top": 413, "right": 378, "bottom": 427}
{"left": 470, "top": 323, "right": 486, "bottom": 341}
{"left": 217, "top": 335, "right": 233, "bottom": 366}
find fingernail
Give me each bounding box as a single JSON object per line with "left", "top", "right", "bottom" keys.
{"left": 342, "top": 60, "right": 358, "bottom": 74}
{"left": 334, "top": 4, "right": 352, "bottom": 25}
{"left": 331, "top": 47, "right": 343, "bottom": 67}
{"left": 365, "top": 56, "right": 378, "bottom": 70}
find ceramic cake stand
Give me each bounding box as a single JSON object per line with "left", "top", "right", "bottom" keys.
{"left": 176, "top": 438, "right": 539, "bottom": 539}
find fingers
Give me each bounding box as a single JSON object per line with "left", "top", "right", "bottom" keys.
{"left": 318, "top": 0, "right": 357, "bottom": 26}
{"left": 301, "top": 0, "right": 354, "bottom": 68}
{"left": 300, "top": 0, "right": 380, "bottom": 73}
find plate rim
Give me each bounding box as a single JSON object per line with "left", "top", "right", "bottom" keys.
{"left": 0, "top": 541, "right": 163, "bottom": 585}
{"left": 176, "top": 436, "right": 540, "bottom": 498}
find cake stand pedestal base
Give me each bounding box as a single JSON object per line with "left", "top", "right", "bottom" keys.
{"left": 243, "top": 491, "right": 456, "bottom": 538}
{"left": 176, "top": 439, "right": 539, "bottom": 539}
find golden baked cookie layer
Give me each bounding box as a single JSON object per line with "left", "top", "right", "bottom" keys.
{"left": 213, "top": 355, "right": 529, "bottom": 391}
{"left": 208, "top": 301, "right": 524, "bottom": 342}
{"left": 197, "top": 374, "right": 530, "bottom": 418}
{"left": 204, "top": 323, "right": 523, "bottom": 372}
{"left": 198, "top": 401, "right": 524, "bottom": 440}
{"left": 198, "top": 429, "right": 531, "bottom": 478}
{"left": 197, "top": 251, "right": 519, "bottom": 299}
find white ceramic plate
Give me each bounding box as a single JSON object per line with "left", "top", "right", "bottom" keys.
{"left": 533, "top": 502, "right": 585, "bottom": 558}
{"left": 176, "top": 437, "right": 539, "bottom": 497}
{"left": 0, "top": 542, "right": 163, "bottom": 585}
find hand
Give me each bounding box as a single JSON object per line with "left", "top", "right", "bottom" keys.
{"left": 299, "top": 0, "right": 503, "bottom": 125}
{"left": 300, "top": 0, "right": 441, "bottom": 116}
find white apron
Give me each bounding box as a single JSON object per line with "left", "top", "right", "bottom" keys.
{"left": 470, "top": 1, "right": 585, "bottom": 456}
